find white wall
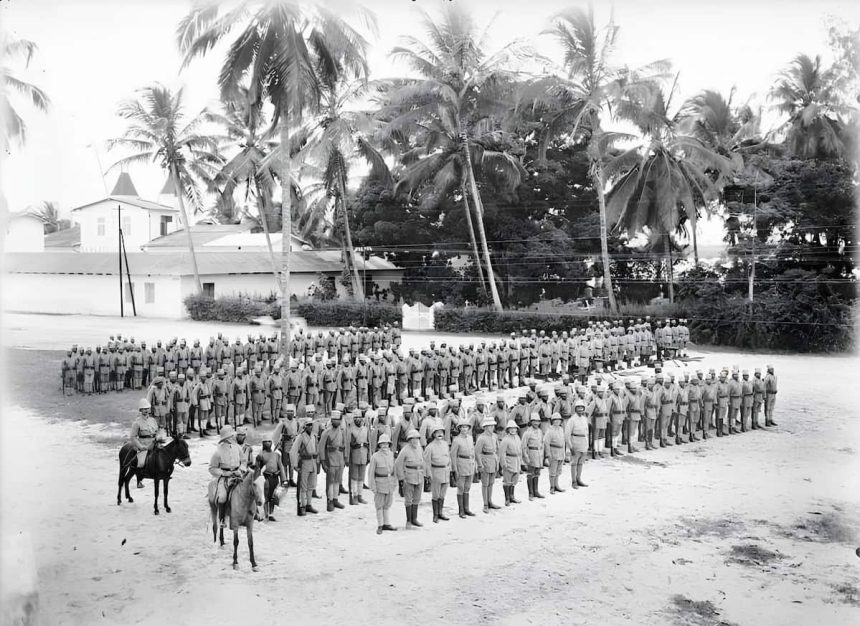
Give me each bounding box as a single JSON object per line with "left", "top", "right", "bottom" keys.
{"left": 77, "top": 200, "right": 181, "bottom": 253}
{"left": 179, "top": 272, "right": 322, "bottom": 303}
{"left": 2, "top": 273, "right": 185, "bottom": 317}
{"left": 5, "top": 217, "right": 44, "bottom": 253}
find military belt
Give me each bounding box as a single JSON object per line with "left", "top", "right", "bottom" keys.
{"left": 628, "top": 410, "right": 641, "bottom": 414}
{"left": 678, "top": 402, "right": 689, "bottom": 405}
{"left": 505, "top": 452, "right": 520, "bottom": 457}
{"left": 405, "top": 464, "right": 420, "bottom": 469}
{"left": 661, "top": 400, "right": 673, "bottom": 405}
{"left": 528, "top": 445, "right": 540, "bottom": 450}
{"left": 457, "top": 454, "right": 472, "bottom": 459}
{"left": 327, "top": 446, "right": 345, "bottom": 452}
{"left": 550, "top": 443, "right": 563, "bottom": 448}
{"left": 139, "top": 434, "right": 153, "bottom": 439}
{"left": 300, "top": 454, "right": 317, "bottom": 460}
{"left": 374, "top": 472, "right": 390, "bottom": 478}
{"left": 767, "top": 391, "right": 777, "bottom": 395}
{"left": 431, "top": 463, "right": 447, "bottom": 468}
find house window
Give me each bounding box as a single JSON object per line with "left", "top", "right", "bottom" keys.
{"left": 97, "top": 217, "right": 106, "bottom": 237}
{"left": 202, "top": 282, "right": 215, "bottom": 298}
{"left": 145, "top": 282, "right": 155, "bottom": 303}
{"left": 160, "top": 215, "right": 172, "bottom": 236}
{"left": 122, "top": 216, "right": 131, "bottom": 236}
{"left": 124, "top": 282, "right": 135, "bottom": 303}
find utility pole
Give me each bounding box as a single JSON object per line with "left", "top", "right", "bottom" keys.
{"left": 117, "top": 205, "right": 124, "bottom": 317}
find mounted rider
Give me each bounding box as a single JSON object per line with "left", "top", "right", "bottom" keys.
{"left": 209, "top": 425, "right": 246, "bottom": 528}
{"left": 130, "top": 397, "right": 166, "bottom": 488}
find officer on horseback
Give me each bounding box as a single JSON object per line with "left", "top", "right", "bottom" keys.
{"left": 131, "top": 397, "right": 162, "bottom": 489}
{"left": 209, "top": 425, "right": 245, "bottom": 528}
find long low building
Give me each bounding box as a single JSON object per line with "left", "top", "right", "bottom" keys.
{"left": 2, "top": 250, "right": 403, "bottom": 318}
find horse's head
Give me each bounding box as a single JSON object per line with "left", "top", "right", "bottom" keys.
{"left": 249, "top": 465, "right": 264, "bottom": 509}
{"left": 171, "top": 438, "right": 192, "bottom": 467}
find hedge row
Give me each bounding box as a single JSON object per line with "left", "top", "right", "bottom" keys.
{"left": 184, "top": 294, "right": 278, "bottom": 323}
{"left": 185, "top": 294, "right": 402, "bottom": 327}
{"left": 294, "top": 301, "right": 401, "bottom": 327}
{"left": 434, "top": 306, "right": 687, "bottom": 334}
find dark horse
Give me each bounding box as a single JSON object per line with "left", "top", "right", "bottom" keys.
{"left": 209, "top": 467, "right": 263, "bottom": 571}
{"left": 117, "top": 439, "right": 192, "bottom": 514}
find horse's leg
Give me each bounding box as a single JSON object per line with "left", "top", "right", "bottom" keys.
{"left": 117, "top": 462, "right": 124, "bottom": 505}
{"left": 164, "top": 478, "right": 171, "bottom": 513}
{"left": 153, "top": 478, "right": 160, "bottom": 515}
{"left": 211, "top": 503, "right": 217, "bottom": 543}
{"left": 248, "top": 524, "right": 257, "bottom": 571}
{"left": 232, "top": 529, "right": 239, "bottom": 570}
{"left": 219, "top": 526, "right": 224, "bottom": 547}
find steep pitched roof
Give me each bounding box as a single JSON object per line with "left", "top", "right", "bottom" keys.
{"left": 111, "top": 172, "right": 138, "bottom": 197}
{"left": 159, "top": 177, "right": 177, "bottom": 195}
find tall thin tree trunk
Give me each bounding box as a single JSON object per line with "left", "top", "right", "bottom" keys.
{"left": 279, "top": 105, "right": 292, "bottom": 359}
{"left": 460, "top": 179, "right": 487, "bottom": 296}
{"left": 592, "top": 158, "right": 618, "bottom": 313}
{"left": 338, "top": 172, "right": 365, "bottom": 300}
{"left": 690, "top": 207, "right": 699, "bottom": 266}
{"left": 254, "top": 179, "right": 280, "bottom": 292}
{"left": 665, "top": 232, "right": 675, "bottom": 304}
{"left": 170, "top": 165, "right": 203, "bottom": 294}
{"left": 463, "top": 145, "right": 503, "bottom": 311}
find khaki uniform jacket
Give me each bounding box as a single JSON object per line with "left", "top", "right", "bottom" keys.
{"left": 728, "top": 379, "right": 743, "bottom": 408}
{"left": 543, "top": 425, "right": 566, "bottom": 461}
{"left": 347, "top": 424, "right": 370, "bottom": 466}
{"left": 449, "top": 434, "right": 476, "bottom": 476}
{"left": 319, "top": 426, "right": 346, "bottom": 468}
{"left": 368, "top": 450, "right": 397, "bottom": 495}
{"left": 394, "top": 444, "right": 425, "bottom": 485}
{"left": 131, "top": 416, "right": 158, "bottom": 451}
{"left": 289, "top": 431, "right": 318, "bottom": 472}
{"left": 520, "top": 427, "right": 544, "bottom": 468}
{"left": 423, "top": 439, "right": 451, "bottom": 482}
{"left": 564, "top": 413, "right": 589, "bottom": 453}
{"left": 474, "top": 432, "right": 499, "bottom": 474}
{"left": 209, "top": 442, "right": 242, "bottom": 478}
{"left": 497, "top": 434, "right": 523, "bottom": 473}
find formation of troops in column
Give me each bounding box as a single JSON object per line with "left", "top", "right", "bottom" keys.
{"left": 117, "top": 317, "right": 780, "bottom": 535}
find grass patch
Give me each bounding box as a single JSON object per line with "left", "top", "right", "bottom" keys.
{"left": 793, "top": 511, "right": 858, "bottom": 545}
{"left": 725, "top": 543, "right": 784, "bottom": 567}
{"left": 668, "top": 595, "right": 737, "bottom": 626}
{"left": 676, "top": 517, "right": 745, "bottom": 540}
{"left": 831, "top": 582, "right": 860, "bottom": 607}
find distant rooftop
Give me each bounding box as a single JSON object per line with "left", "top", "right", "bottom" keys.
{"left": 111, "top": 172, "right": 138, "bottom": 197}
{"left": 44, "top": 224, "right": 81, "bottom": 249}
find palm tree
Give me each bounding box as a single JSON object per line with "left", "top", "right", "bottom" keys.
{"left": 107, "top": 84, "right": 224, "bottom": 294}
{"left": 604, "top": 81, "right": 734, "bottom": 295}
{"left": 770, "top": 54, "right": 848, "bottom": 159}
{"left": 212, "top": 88, "right": 280, "bottom": 288}
{"left": 291, "top": 77, "right": 392, "bottom": 300}
{"left": 1, "top": 36, "right": 50, "bottom": 150}
{"left": 378, "top": 4, "right": 529, "bottom": 311}
{"left": 178, "top": 0, "right": 374, "bottom": 355}
{"left": 541, "top": 6, "right": 670, "bottom": 313}
{"left": 32, "top": 200, "right": 71, "bottom": 234}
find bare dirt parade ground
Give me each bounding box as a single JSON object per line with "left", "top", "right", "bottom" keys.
{"left": 1, "top": 312, "right": 859, "bottom": 625}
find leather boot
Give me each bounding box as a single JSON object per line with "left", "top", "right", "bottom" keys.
{"left": 297, "top": 503, "right": 305, "bottom": 517}
{"left": 554, "top": 477, "right": 565, "bottom": 493}
{"left": 504, "top": 485, "right": 511, "bottom": 506}
{"left": 405, "top": 504, "right": 413, "bottom": 529}
{"left": 333, "top": 499, "right": 345, "bottom": 509}
{"left": 533, "top": 477, "right": 545, "bottom": 499}
{"left": 527, "top": 477, "right": 535, "bottom": 501}
{"left": 432, "top": 499, "right": 439, "bottom": 523}
{"left": 482, "top": 487, "right": 490, "bottom": 513}
{"left": 489, "top": 492, "right": 501, "bottom": 509}
{"left": 349, "top": 494, "right": 356, "bottom": 506}
{"left": 326, "top": 499, "right": 334, "bottom": 512}
{"left": 457, "top": 494, "right": 466, "bottom": 518}
{"left": 438, "top": 497, "right": 449, "bottom": 521}
{"left": 716, "top": 419, "right": 723, "bottom": 436}
{"left": 339, "top": 485, "right": 348, "bottom": 495}
{"left": 510, "top": 485, "right": 520, "bottom": 503}
{"left": 357, "top": 491, "right": 367, "bottom": 504}
{"left": 305, "top": 503, "right": 318, "bottom": 514}
{"left": 411, "top": 504, "right": 423, "bottom": 527}
{"left": 464, "top": 493, "right": 476, "bottom": 516}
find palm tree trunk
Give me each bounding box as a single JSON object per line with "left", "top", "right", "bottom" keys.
{"left": 170, "top": 164, "right": 203, "bottom": 294}
{"left": 462, "top": 144, "right": 503, "bottom": 312}
{"left": 254, "top": 179, "right": 280, "bottom": 292}
{"left": 665, "top": 232, "right": 675, "bottom": 304}
{"left": 592, "top": 159, "right": 618, "bottom": 313}
{"left": 337, "top": 173, "right": 365, "bottom": 300}
{"left": 460, "top": 179, "right": 487, "bottom": 296}
{"left": 279, "top": 104, "right": 292, "bottom": 360}
{"left": 690, "top": 208, "right": 699, "bottom": 266}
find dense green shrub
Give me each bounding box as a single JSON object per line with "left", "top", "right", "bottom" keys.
{"left": 184, "top": 293, "right": 277, "bottom": 323}
{"left": 434, "top": 305, "right": 687, "bottom": 334}
{"left": 295, "top": 300, "right": 401, "bottom": 327}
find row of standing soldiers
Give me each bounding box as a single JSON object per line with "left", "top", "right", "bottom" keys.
{"left": 242, "top": 360, "right": 777, "bottom": 529}
{"left": 60, "top": 318, "right": 692, "bottom": 399}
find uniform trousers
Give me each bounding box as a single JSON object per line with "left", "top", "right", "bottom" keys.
{"left": 430, "top": 479, "right": 448, "bottom": 501}
{"left": 548, "top": 459, "right": 563, "bottom": 479}
{"left": 298, "top": 462, "right": 317, "bottom": 506}
{"left": 455, "top": 473, "right": 471, "bottom": 495}
{"left": 502, "top": 469, "right": 519, "bottom": 486}
{"left": 402, "top": 482, "right": 422, "bottom": 506}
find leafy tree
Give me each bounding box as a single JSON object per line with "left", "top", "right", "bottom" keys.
{"left": 32, "top": 201, "right": 71, "bottom": 234}
{"left": 1, "top": 36, "right": 50, "bottom": 150}
{"left": 107, "top": 84, "right": 223, "bottom": 293}
{"left": 178, "top": 0, "right": 374, "bottom": 355}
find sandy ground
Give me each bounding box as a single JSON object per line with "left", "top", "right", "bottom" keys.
{"left": 2, "top": 312, "right": 860, "bottom": 625}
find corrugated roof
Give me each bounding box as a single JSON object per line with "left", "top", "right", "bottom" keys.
{"left": 3, "top": 250, "right": 401, "bottom": 276}
{"left": 143, "top": 224, "right": 251, "bottom": 249}
{"left": 44, "top": 225, "right": 81, "bottom": 248}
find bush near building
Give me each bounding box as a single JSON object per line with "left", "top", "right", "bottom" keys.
{"left": 295, "top": 300, "right": 401, "bottom": 327}
{"left": 184, "top": 293, "right": 277, "bottom": 323}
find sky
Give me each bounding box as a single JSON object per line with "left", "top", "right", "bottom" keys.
{"left": 2, "top": 0, "right": 858, "bottom": 220}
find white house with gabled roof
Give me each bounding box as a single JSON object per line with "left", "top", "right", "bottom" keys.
{"left": 72, "top": 173, "right": 183, "bottom": 252}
